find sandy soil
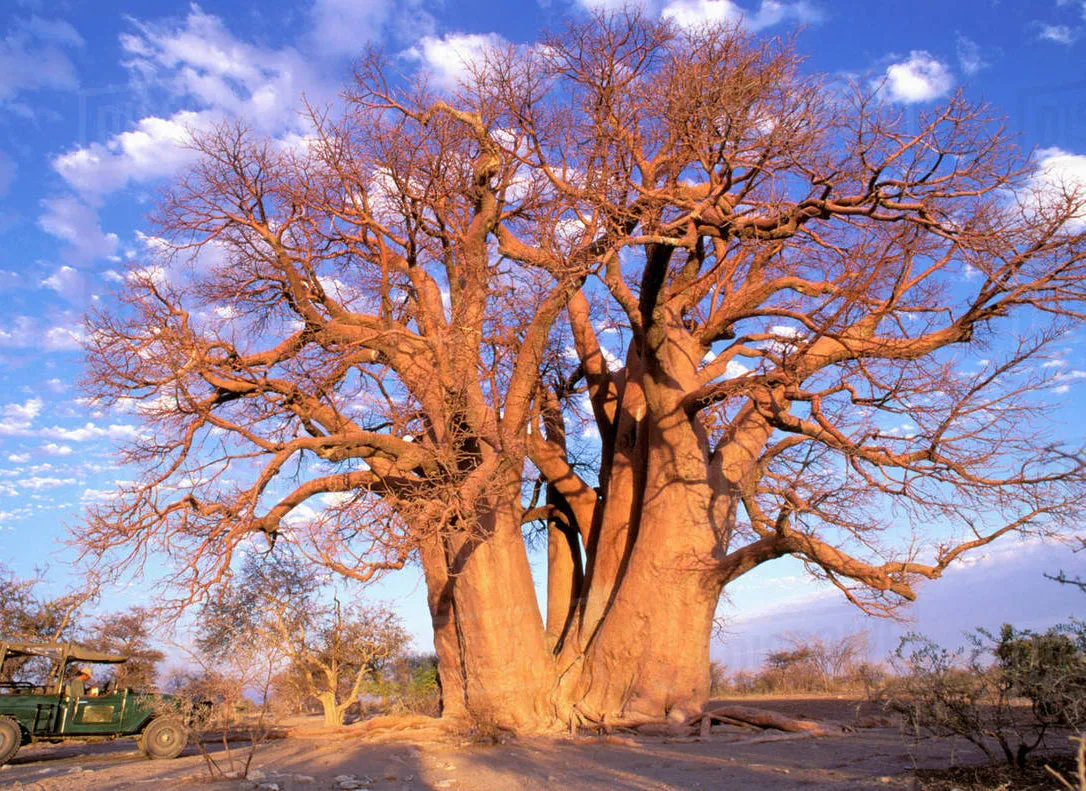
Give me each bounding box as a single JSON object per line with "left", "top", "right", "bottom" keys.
{"left": 0, "top": 697, "right": 1014, "bottom": 790}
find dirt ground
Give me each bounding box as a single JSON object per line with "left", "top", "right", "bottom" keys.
{"left": 0, "top": 697, "right": 1060, "bottom": 791}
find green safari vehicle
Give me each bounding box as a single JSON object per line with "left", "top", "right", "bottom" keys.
{"left": 0, "top": 640, "right": 194, "bottom": 766}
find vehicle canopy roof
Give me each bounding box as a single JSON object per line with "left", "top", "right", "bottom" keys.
{"left": 0, "top": 641, "right": 129, "bottom": 664}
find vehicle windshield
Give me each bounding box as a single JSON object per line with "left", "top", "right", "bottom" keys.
{"left": 0, "top": 642, "right": 128, "bottom": 694}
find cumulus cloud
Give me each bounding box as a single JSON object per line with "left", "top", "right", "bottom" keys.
{"left": 1026, "top": 147, "right": 1086, "bottom": 230}
{"left": 0, "top": 398, "right": 43, "bottom": 436}
{"left": 0, "top": 15, "right": 83, "bottom": 103}
{"left": 53, "top": 6, "right": 327, "bottom": 203}
{"left": 41, "top": 443, "right": 73, "bottom": 456}
{"left": 40, "top": 265, "right": 86, "bottom": 302}
{"left": 0, "top": 314, "right": 86, "bottom": 353}
{"left": 37, "top": 196, "right": 119, "bottom": 262}
{"left": 0, "top": 315, "right": 36, "bottom": 349}
{"left": 42, "top": 324, "right": 84, "bottom": 351}
{"left": 53, "top": 113, "right": 203, "bottom": 200}
{"left": 876, "top": 51, "right": 954, "bottom": 104}
{"left": 403, "top": 33, "right": 506, "bottom": 91}
{"left": 24, "top": 475, "right": 77, "bottom": 489}
{"left": 661, "top": 0, "right": 822, "bottom": 31}
{"left": 121, "top": 7, "right": 319, "bottom": 132}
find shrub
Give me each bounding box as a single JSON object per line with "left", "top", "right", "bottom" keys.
{"left": 886, "top": 624, "right": 1086, "bottom": 769}
{"left": 994, "top": 623, "right": 1086, "bottom": 733}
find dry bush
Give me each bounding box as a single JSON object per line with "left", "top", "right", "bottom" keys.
{"left": 886, "top": 626, "right": 1086, "bottom": 770}
{"left": 722, "top": 632, "right": 873, "bottom": 695}
{"left": 375, "top": 654, "right": 442, "bottom": 717}
{"left": 165, "top": 636, "right": 280, "bottom": 780}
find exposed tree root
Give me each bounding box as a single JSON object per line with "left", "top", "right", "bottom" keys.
{"left": 288, "top": 704, "right": 840, "bottom": 744}
{"left": 290, "top": 714, "right": 458, "bottom": 743}
{"left": 627, "top": 704, "right": 843, "bottom": 739}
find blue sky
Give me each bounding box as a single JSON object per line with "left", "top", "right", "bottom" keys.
{"left": 1, "top": 0, "right": 1085, "bottom": 661}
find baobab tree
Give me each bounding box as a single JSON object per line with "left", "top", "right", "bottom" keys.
{"left": 80, "top": 14, "right": 1086, "bottom": 731}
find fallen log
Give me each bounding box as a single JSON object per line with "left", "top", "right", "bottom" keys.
{"left": 698, "top": 705, "right": 842, "bottom": 737}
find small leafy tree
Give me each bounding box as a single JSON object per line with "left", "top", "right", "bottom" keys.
{"left": 0, "top": 564, "right": 92, "bottom": 644}
{"left": 0, "top": 563, "right": 97, "bottom": 685}
{"left": 87, "top": 607, "right": 165, "bottom": 691}
{"left": 708, "top": 661, "right": 729, "bottom": 697}
{"left": 376, "top": 653, "right": 442, "bottom": 716}
{"left": 199, "top": 548, "right": 409, "bottom": 726}
{"left": 995, "top": 623, "right": 1086, "bottom": 734}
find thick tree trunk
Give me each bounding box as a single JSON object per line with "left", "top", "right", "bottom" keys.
{"left": 545, "top": 502, "right": 582, "bottom": 651}
{"left": 420, "top": 476, "right": 555, "bottom": 731}
{"left": 574, "top": 354, "right": 647, "bottom": 643}
{"left": 419, "top": 534, "right": 469, "bottom": 722}
{"left": 563, "top": 427, "right": 727, "bottom": 725}
{"left": 422, "top": 348, "right": 746, "bottom": 732}
{"left": 555, "top": 360, "right": 731, "bottom": 725}
{"left": 318, "top": 691, "right": 340, "bottom": 727}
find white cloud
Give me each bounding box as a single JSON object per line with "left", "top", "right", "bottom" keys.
{"left": 661, "top": 0, "right": 822, "bottom": 31}
{"left": 955, "top": 35, "right": 987, "bottom": 76}
{"left": 724, "top": 359, "right": 751, "bottom": 378}
{"left": 53, "top": 6, "right": 329, "bottom": 204}
{"left": 0, "top": 15, "right": 82, "bottom": 102}
{"left": 38, "top": 196, "right": 119, "bottom": 262}
{"left": 43, "top": 324, "right": 84, "bottom": 351}
{"left": 877, "top": 51, "right": 954, "bottom": 104}
{"left": 7, "top": 453, "right": 30, "bottom": 463}
{"left": 1050, "top": 368, "right": 1086, "bottom": 394}
{"left": 40, "top": 422, "right": 139, "bottom": 442}
{"left": 1038, "top": 23, "right": 1078, "bottom": 45}
{"left": 5, "top": 397, "right": 43, "bottom": 423}
{"left": 41, "top": 443, "right": 73, "bottom": 456}
{"left": 40, "top": 264, "right": 86, "bottom": 302}
{"left": 0, "top": 397, "right": 43, "bottom": 436}
{"left": 308, "top": 0, "right": 397, "bottom": 58}
{"left": 404, "top": 33, "right": 506, "bottom": 91}
{"left": 122, "top": 8, "right": 319, "bottom": 132}
{"left": 1027, "top": 147, "right": 1086, "bottom": 230}
{"left": 24, "top": 475, "right": 77, "bottom": 489}
{"left": 53, "top": 113, "right": 205, "bottom": 200}
{"left": 769, "top": 324, "right": 803, "bottom": 338}
{"left": 0, "top": 316, "right": 36, "bottom": 348}
{"left": 0, "top": 315, "right": 85, "bottom": 353}
{"left": 81, "top": 487, "right": 119, "bottom": 503}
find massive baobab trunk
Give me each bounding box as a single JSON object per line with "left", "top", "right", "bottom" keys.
{"left": 419, "top": 475, "right": 554, "bottom": 729}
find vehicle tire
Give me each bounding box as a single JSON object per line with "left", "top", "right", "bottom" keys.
{"left": 139, "top": 717, "right": 187, "bottom": 760}
{"left": 0, "top": 717, "right": 21, "bottom": 766}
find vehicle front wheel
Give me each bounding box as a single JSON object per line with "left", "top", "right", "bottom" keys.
{"left": 0, "top": 717, "right": 21, "bottom": 766}
{"left": 138, "top": 717, "right": 187, "bottom": 760}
